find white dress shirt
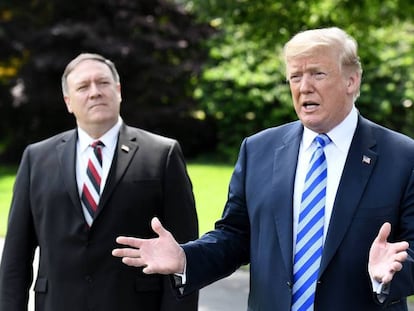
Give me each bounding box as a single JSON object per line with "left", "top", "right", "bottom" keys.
{"left": 293, "top": 106, "right": 358, "bottom": 247}
{"left": 75, "top": 117, "right": 122, "bottom": 199}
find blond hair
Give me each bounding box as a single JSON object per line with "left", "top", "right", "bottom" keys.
{"left": 284, "top": 27, "right": 362, "bottom": 74}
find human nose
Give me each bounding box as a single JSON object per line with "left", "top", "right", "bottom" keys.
{"left": 89, "top": 82, "right": 101, "bottom": 98}
{"left": 299, "top": 74, "right": 314, "bottom": 93}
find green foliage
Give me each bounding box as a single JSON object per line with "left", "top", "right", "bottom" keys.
{"left": 1, "top": 0, "right": 414, "bottom": 162}
{"left": 180, "top": 0, "right": 414, "bottom": 160}
{"left": 0, "top": 0, "right": 215, "bottom": 162}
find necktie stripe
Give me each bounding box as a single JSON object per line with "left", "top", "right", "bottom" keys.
{"left": 298, "top": 189, "right": 326, "bottom": 222}
{"left": 302, "top": 166, "right": 327, "bottom": 198}
{"left": 295, "top": 225, "right": 324, "bottom": 261}
{"left": 306, "top": 156, "right": 325, "bottom": 179}
{"left": 293, "top": 259, "right": 321, "bottom": 295}
{"left": 292, "top": 134, "right": 330, "bottom": 311}
{"left": 296, "top": 210, "right": 324, "bottom": 245}
{"left": 83, "top": 178, "right": 100, "bottom": 202}
{"left": 293, "top": 275, "right": 318, "bottom": 310}
{"left": 87, "top": 161, "right": 101, "bottom": 192}
{"left": 81, "top": 185, "right": 98, "bottom": 213}
{"left": 93, "top": 145, "right": 103, "bottom": 165}
{"left": 81, "top": 140, "right": 104, "bottom": 226}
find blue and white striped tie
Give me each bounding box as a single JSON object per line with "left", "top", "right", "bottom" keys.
{"left": 292, "top": 134, "right": 331, "bottom": 311}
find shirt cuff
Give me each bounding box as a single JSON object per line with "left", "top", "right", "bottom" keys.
{"left": 173, "top": 260, "right": 187, "bottom": 288}
{"left": 371, "top": 278, "right": 390, "bottom": 303}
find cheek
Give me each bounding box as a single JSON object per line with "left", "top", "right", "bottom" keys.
{"left": 289, "top": 85, "right": 299, "bottom": 98}
{"left": 290, "top": 88, "right": 301, "bottom": 107}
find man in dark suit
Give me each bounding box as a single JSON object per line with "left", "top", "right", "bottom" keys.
{"left": 112, "top": 27, "right": 414, "bottom": 310}
{"left": 0, "top": 53, "right": 199, "bottom": 311}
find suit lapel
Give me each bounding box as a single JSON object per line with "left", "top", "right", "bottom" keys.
{"left": 319, "top": 116, "right": 377, "bottom": 275}
{"left": 56, "top": 130, "right": 84, "bottom": 218}
{"left": 97, "top": 124, "right": 139, "bottom": 213}
{"left": 272, "top": 124, "right": 303, "bottom": 278}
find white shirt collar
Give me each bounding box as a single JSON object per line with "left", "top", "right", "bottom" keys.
{"left": 302, "top": 106, "right": 358, "bottom": 152}
{"left": 77, "top": 117, "right": 122, "bottom": 152}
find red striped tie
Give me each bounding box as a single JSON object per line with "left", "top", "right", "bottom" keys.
{"left": 81, "top": 140, "right": 104, "bottom": 226}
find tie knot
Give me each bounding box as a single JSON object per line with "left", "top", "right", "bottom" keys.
{"left": 314, "top": 134, "right": 331, "bottom": 148}
{"left": 91, "top": 140, "right": 104, "bottom": 149}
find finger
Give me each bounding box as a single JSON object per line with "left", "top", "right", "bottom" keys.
{"left": 392, "top": 241, "right": 409, "bottom": 253}
{"left": 121, "top": 257, "right": 148, "bottom": 268}
{"left": 396, "top": 250, "right": 409, "bottom": 263}
{"left": 142, "top": 266, "right": 156, "bottom": 274}
{"left": 390, "top": 261, "right": 403, "bottom": 272}
{"left": 382, "top": 273, "right": 393, "bottom": 284}
{"left": 151, "top": 217, "right": 170, "bottom": 238}
{"left": 112, "top": 248, "right": 140, "bottom": 258}
{"left": 116, "top": 236, "right": 144, "bottom": 248}
{"left": 377, "top": 222, "right": 391, "bottom": 244}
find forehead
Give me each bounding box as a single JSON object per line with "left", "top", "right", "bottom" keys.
{"left": 287, "top": 47, "right": 339, "bottom": 72}
{"left": 67, "top": 59, "right": 113, "bottom": 83}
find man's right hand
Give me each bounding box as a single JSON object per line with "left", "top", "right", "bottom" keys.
{"left": 112, "top": 217, "right": 186, "bottom": 275}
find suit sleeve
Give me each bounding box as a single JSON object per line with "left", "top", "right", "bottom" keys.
{"left": 158, "top": 140, "right": 199, "bottom": 311}
{"left": 0, "top": 147, "right": 38, "bottom": 311}
{"left": 385, "top": 167, "right": 414, "bottom": 305}
{"left": 180, "top": 138, "right": 251, "bottom": 295}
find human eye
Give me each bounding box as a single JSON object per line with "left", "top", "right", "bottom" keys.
{"left": 289, "top": 74, "right": 302, "bottom": 83}
{"left": 98, "top": 79, "right": 112, "bottom": 86}
{"left": 314, "top": 71, "right": 327, "bottom": 80}
{"left": 76, "top": 84, "right": 88, "bottom": 91}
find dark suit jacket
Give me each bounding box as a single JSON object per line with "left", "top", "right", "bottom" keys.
{"left": 181, "top": 115, "right": 414, "bottom": 311}
{"left": 0, "top": 123, "right": 199, "bottom": 311}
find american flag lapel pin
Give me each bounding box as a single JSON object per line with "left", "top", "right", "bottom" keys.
{"left": 362, "top": 155, "right": 371, "bottom": 165}
{"left": 121, "top": 144, "right": 130, "bottom": 153}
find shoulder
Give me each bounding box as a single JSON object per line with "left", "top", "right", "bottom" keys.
{"left": 360, "top": 117, "right": 414, "bottom": 150}
{"left": 245, "top": 120, "right": 302, "bottom": 145}
{"left": 26, "top": 129, "right": 76, "bottom": 152}
{"left": 122, "top": 124, "right": 179, "bottom": 148}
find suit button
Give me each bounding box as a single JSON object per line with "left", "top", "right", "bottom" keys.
{"left": 286, "top": 281, "right": 292, "bottom": 288}
{"left": 85, "top": 275, "right": 93, "bottom": 283}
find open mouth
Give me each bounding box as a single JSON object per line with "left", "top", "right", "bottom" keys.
{"left": 302, "top": 101, "right": 320, "bottom": 110}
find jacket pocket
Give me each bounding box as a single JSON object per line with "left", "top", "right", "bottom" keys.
{"left": 34, "top": 277, "right": 48, "bottom": 293}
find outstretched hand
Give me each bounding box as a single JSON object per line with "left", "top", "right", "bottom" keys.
{"left": 368, "top": 222, "right": 409, "bottom": 284}
{"left": 112, "top": 217, "right": 186, "bottom": 275}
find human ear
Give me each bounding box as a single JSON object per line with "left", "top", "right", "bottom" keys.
{"left": 64, "top": 96, "right": 73, "bottom": 113}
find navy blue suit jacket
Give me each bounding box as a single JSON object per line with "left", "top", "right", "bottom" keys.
{"left": 182, "top": 115, "right": 414, "bottom": 310}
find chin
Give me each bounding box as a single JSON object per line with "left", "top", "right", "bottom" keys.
{"left": 302, "top": 120, "right": 325, "bottom": 133}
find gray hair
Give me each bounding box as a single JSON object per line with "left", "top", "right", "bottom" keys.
{"left": 61, "top": 53, "right": 120, "bottom": 96}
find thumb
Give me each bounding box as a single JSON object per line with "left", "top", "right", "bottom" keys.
{"left": 377, "top": 222, "right": 391, "bottom": 244}
{"left": 151, "top": 217, "right": 169, "bottom": 238}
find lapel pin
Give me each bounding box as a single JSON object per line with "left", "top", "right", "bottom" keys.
{"left": 121, "top": 145, "right": 130, "bottom": 153}
{"left": 362, "top": 155, "right": 371, "bottom": 165}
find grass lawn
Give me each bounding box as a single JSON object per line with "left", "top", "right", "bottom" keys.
{"left": 187, "top": 162, "right": 233, "bottom": 235}
{"left": 0, "top": 162, "right": 234, "bottom": 237}
{"left": 0, "top": 166, "right": 17, "bottom": 237}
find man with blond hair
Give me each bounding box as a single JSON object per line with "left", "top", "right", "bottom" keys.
{"left": 114, "top": 27, "right": 414, "bottom": 311}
